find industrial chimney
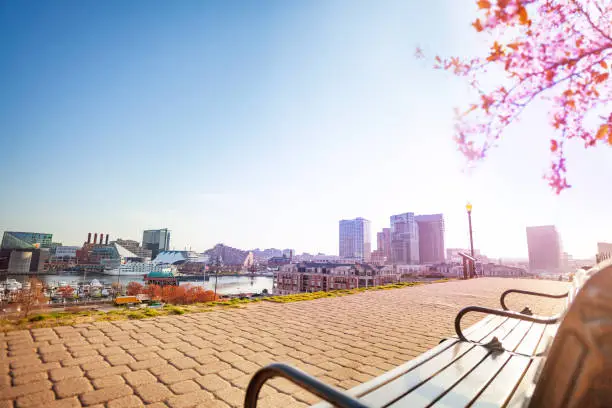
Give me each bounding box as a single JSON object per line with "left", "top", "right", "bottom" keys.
{"left": 99, "top": 233, "right": 103, "bottom": 245}
{"left": 94, "top": 233, "right": 98, "bottom": 245}
{"left": 105, "top": 234, "right": 109, "bottom": 245}
{"left": 87, "top": 232, "right": 92, "bottom": 244}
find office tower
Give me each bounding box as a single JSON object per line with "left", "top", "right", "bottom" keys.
{"left": 339, "top": 218, "right": 371, "bottom": 262}
{"left": 526, "top": 225, "right": 561, "bottom": 272}
{"left": 142, "top": 228, "right": 171, "bottom": 259}
{"left": 415, "top": 214, "right": 445, "bottom": 264}
{"left": 390, "top": 213, "right": 419, "bottom": 264}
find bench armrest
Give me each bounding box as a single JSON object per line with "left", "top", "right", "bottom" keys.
{"left": 500, "top": 289, "right": 568, "bottom": 311}
{"left": 244, "top": 363, "right": 370, "bottom": 408}
{"left": 455, "top": 306, "right": 561, "bottom": 342}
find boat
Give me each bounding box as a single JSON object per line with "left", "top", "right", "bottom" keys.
{"left": 2, "top": 279, "right": 23, "bottom": 291}
{"left": 90, "top": 279, "right": 102, "bottom": 287}
{"left": 102, "top": 262, "right": 176, "bottom": 276}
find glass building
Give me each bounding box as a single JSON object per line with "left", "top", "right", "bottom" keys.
{"left": 142, "top": 228, "right": 171, "bottom": 259}
{"left": 1, "top": 231, "right": 53, "bottom": 249}
{"left": 339, "top": 218, "right": 371, "bottom": 262}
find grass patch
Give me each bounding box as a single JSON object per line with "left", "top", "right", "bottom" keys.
{"left": 165, "top": 305, "right": 186, "bottom": 315}
{"left": 0, "top": 279, "right": 451, "bottom": 331}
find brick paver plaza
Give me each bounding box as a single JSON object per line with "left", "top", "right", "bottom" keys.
{"left": 0, "top": 278, "right": 569, "bottom": 408}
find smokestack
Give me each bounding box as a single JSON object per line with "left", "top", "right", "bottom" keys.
{"left": 87, "top": 233, "right": 91, "bottom": 244}
{"left": 99, "top": 233, "right": 104, "bottom": 245}
{"left": 105, "top": 234, "right": 109, "bottom": 245}
{"left": 94, "top": 233, "right": 98, "bottom": 245}
{"left": 290, "top": 250, "right": 293, "bottom": 263}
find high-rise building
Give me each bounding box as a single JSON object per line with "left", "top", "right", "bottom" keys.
{"left": 376, "top": 228, "right": 392, "bottom": 262}
{"left": 415, "top": 214, "right": 445, "bottom": 264}
{"left": 142, "top": 228, "right": 171, "bottom": 259}
{"left": 339, "top": 218, "right": 371, "bottom": 262}
{"left": 390, "top": 213, "right": 419, "bottom": 264}
{"left": 526, "top": 225, "right": 561, "bottom": 272}
{"left": 1, "top": 231, "right": 53, "bottom": 249}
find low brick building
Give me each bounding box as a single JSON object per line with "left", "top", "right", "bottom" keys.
{"left": 274, "top": 262, "right": 400, "bottom": 295}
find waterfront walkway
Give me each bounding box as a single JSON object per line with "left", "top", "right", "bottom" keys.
{"left": 0, "top": 278, "right": 569, "bottom": 408}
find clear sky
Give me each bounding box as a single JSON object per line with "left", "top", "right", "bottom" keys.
{"left": 1, "top": 0, "right": 610, "bottom": 259}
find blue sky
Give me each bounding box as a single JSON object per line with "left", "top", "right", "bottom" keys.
{"left": 1, "top": 0, "right": 610, "bottom": 259}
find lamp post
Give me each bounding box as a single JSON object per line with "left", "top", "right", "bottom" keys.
{"left": 466, "top": 203, "right": 475, "bottom": 278}
{"left": 466, "top": 203, "right": 474, "bottom": 258}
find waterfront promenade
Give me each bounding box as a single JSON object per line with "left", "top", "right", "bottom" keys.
{"left": 0, "top": 278, "right": 569, "bottom": 408}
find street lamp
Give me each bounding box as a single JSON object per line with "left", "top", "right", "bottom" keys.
{"left": 466, "top": 202, "right": 475, "bottom": 278}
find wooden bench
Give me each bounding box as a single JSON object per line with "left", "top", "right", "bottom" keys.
{"left": 244, "top": 260, "right": 612, "bottom": 407}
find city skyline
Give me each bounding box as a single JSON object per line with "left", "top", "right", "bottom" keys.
{"left": 1, "top": 1, "right": 611, "bottom": 260}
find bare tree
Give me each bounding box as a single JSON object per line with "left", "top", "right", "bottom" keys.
{"left": 15, "top": 277, "right": 47, "bottom": 318}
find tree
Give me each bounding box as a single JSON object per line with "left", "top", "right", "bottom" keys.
{"left": 126, "top": 282, "right": 143, "bottom": 296}
{"left": 111, "top": 281, "right": 123, "bottom": 296}
{"left": 15, "top": 277, "right": 47, "bottom": 317}
{"left": 185, "top": 286, "right": 218, "bottom": 303}
{"left": 58, "top": 286, "right": 74, "bottom": 299}
{"left": 145, "top": 284, "right": 162, "bottom": 300}
{"left": 424, "top": 0, "right": 611, "bottom": 193}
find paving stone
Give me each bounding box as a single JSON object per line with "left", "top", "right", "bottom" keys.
{"left": 214, "top": 386, "right": 244, "bottom": 408}
{"left": 45, "top": 397, "right": 82, "bottom": 408}
{"left": 194, "top": 361, "right": 231, "bottom": 376}
{"left": 86, "top": 365, "right": 130, "bottom": 379}
{"left": 54, "top": 377, "right": 94, "bottom": 398}
{"left": 158, "top": 368, "right": 198, "bottom": 385}
{"left": 169, "top": 379, "right": 201, "bottom": 394}
{"left": 79, "top": 384, "right": 133, "bottom": 406}
{"left": 12, "top": 362, "right": 60, "bottom": 376}
{"left": 106, "top": 395, "right": 144, "bottom": 408}
{"left": 11, "top": 370, "right": 48, "bottom": 386}
{"left": 106, "top": 353, "right": 136, "bottom": 366}
{"left": 169, "top": 357, "right": 198, "bottom": 370}
{"left": 123, "top": 370, "right": 157, "bottom": 387}
{"left": 230, "top": 359, "right": 259, "bottom": 374}
{"left": 49, "top": 366, "right": 83, "bottom": 382}
{"left": 194, "top": 374, "right": 231, "bottom": 392}
{"left": 1, "top": 379, "right": 52, "bottom": 399}
{"left": 166, "top": 389, "right": 213, "bottom": 408}
{"left": 133, "top": 382, "right": 172, "bottom": 404}
{"left": 14, "top": 390, "right": 54, "bottom": 407}
{"left": 92, "top": 374, "right": 125, "bottom": 389}
{"left": 129, "top": 358, "right": 166, "bottom": 371}
{"left": 217, "top": 368, "right": 244, "bottom": 381}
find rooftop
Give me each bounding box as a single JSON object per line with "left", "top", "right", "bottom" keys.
{"left": 0, "top": 278, "right": 568, "bottom": 407}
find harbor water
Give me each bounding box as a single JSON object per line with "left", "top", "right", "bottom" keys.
{"left": 1, "top": 273, "right": 274, "bottom": 296}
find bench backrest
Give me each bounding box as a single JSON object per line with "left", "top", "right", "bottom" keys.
{"left": 529, "top": 259, "right": 612, "bottom": 407}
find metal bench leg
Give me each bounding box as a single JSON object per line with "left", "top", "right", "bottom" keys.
{"left": 244, "top": 363, "right": 370, "bottom": 408}
{"left": 455, "top": 306, "right": 561, "bottom": 342}
{"left": 500, "top": 289, "right": 568, "bottom": 313}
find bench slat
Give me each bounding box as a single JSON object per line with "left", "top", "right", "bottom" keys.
{"left": 429, "top": 352, "right": 513, "bottom": 408}
{"left": 501, "top": 320, "right": 534, "bottom": 352}
{"left": 469, "top": 354, "right": 531, "bottom": 408}
{"left": 513, "top": 323, "right": 546, "bottom": 356}
{"left": 460, "top": 315, "right": 506, "bottom": 341}
{"left": 504, "top": 357, "right": 544, "bottom": 408}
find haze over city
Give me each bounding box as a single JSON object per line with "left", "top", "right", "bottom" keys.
{"left": 1, "top": 0, "right": 611, "bottom": 259}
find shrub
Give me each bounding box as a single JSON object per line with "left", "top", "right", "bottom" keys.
{"left": 126, "top": 282, "right": 143, "bottom": 296}
{"left": 28, "top": 314, "right": 47, "bottom": 322}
